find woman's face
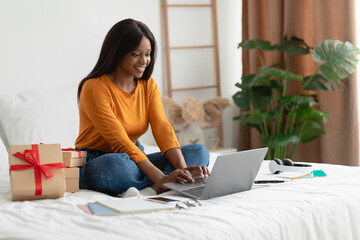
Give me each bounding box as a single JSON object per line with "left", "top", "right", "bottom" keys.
{"left": 119, "top": 36, "right": 151, "bottom": 79}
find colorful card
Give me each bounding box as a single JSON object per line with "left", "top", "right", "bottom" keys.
{"left": 302, "top": 170, "right": 327, "bottom": 178}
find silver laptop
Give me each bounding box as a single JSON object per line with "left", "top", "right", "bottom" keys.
{"left": 164, "top": 148, "right": 268, "bottom": 200}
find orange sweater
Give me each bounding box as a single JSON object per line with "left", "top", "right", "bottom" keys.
{"left": 75, "top": 75, "right": 180, "bottom": 163}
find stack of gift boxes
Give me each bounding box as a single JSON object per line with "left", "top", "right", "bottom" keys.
{"left": 8, "top": 144, "right": 87, "bottom": 201}
{"left": 62, "top": 149, "right": 87, "bottom": 193}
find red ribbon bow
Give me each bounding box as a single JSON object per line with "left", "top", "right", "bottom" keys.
{"left": 9, "top": 144, "right": 65, "bottom": 196}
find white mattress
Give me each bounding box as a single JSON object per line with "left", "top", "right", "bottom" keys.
{"left": 1, "top": 159, "right": 360, "bottom": 240}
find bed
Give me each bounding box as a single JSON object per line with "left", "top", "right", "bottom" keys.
{"left": 0, "top": 86, "right": 360, "bottom": 240}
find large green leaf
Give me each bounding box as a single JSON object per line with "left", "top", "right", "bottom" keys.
{"left": 302, "top": 74, "right": 341, "bottom": 91}
{"left": 278, "top": 95, "right": 317, "bottom": 108}
{"left": 232, "top": 90, "right": 250, "bottom": 109}
{"left": 262, "top": 134, "right": 300, "bottom": 148}
{"left": 237, "top": 73, "right": 269, "bottom": 88}
{"left": 243, "top": 110, "right": 275, "bottom": 124}
{"left": 250, "top": 86, "right": 273, "bottom": 109}
{"left": 294, "top": 121, "right": 325, "bottom": 143}
{"left": 245, "top": 111, "right": 264, "bottom": 124}
{"left": 238, "top": 39, "right": 275, "bottom": 51}
{"left": 249, "top": 74, "right": 270, "bottom": 87}
{"left": 233, "top": 73, "right": 277, "bottom": 110}
{"left": 259, "top": 67, "right": 303, "bottom": 81}
{"left": 313, "top": 40, "right": 360, "bottom": 80}
{"left": 270, "top": 79, "right": 283, "bottom": 92}
{"left": 234, "top": 111, "right": 263, "bottom": 133}
{"left": 262, "top": 111, "right": 277, "bottom": 121}
{"left": 240, "top": 74, "right": 257, "bottom": 86}
{"left": 233, "top": 75, "right": 255, "bottom": 109}
{"left": 275, "top": 36, "right": 312, "bottom": 56}
{"left": 295, "top": 108, "right": 328, "bottom": 122}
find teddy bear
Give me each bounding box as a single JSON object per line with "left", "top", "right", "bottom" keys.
{"left": 162, "top": 96, "right": 230, "bottom": 148}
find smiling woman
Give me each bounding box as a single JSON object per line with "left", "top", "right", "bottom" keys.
{"left": 107, "top": 36, "right": 152, "bottom": 94}
{"left": 77, "top": 19, "right": 157, "bottom": 100}
{"left": 75, "top": 19, "right": 210, "bottom": 198}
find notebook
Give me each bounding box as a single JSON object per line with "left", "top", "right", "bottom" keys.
{"left": 95, "top": 198, "right": 177, "bottom": 214}
{"left": 164, "top": 147, "right": 268, "bottom": 200}
{"left": 88, "top": 202, "right": 118, "bottom": 215}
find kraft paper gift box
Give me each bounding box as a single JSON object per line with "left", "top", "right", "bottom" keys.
{"left": 8, "top": 144, "right": 66, "bottom": 201}
{"left": 63, "top": 158, "right": 86, "bottom": 167}
{"left": 64, "top": 167, "right": 80, "bottom": 192}
{"left": 62, "top": 149, "right": 87, "bottom": 167}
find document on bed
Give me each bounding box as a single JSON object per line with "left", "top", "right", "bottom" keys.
{"left": 88, "top": 202, "right": 119, "bottom": 215}
{"left": 95, "top": 198, "right": 177, "bottom": 214}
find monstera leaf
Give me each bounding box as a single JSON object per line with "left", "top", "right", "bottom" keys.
{"left": 259, "top": 67, "right": 303, "bottom": 81}
{"left": 275, "top": 36, "right": 312, "bottom": 56}
{"left": 262, "top": 134, "right": 300, "bottom": 148}
{"left": 313, "top": 40, "right": 360, "bottom": 80}
{"left": 302, "top": 74, "right": 341, "bottom": 91}
{"left": 238, "top": 39, "right": 275, "bottom": 51}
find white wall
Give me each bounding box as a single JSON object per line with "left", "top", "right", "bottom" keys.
{"left": 0, "top": 0, "right": 241, "bottom": 149}
{"left": 0, "top": 0, "right": 164, "bottom": 93}
{"left": 217, "top": 0, "right": 242, "bottom": 149}
{"left": 356, "top": 0, "right": 360, "bottom": 155}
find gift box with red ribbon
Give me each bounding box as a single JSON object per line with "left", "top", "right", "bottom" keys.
{"left": 8, "top": 144, "right": 66, "bottom": 201}
{"left": 62, "top": 148, "right": 87, "bottom": 167}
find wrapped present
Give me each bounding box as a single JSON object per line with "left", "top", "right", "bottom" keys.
{"left": 64, "top": 167, "right": 80, "bottom": 192}
{"left": 62, "top": 149, "right": 87, "bottom": 159}
{"left": 63, "top": 158, "right": 86, "bottom": 167}
{"left": 62, "top": 148, "right": 87, "bottom": 167}
{"left": 8, "top": 144, "right": 66, "bottom": 201}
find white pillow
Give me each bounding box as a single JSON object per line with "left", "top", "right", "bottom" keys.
{"left": 0, "top": 86, "right": 79, "bottom": 149}
{"left": 0, "top": 137, "right": 8, "bottom": 172}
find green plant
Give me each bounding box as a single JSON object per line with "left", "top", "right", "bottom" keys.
{"left": 233, "top": 36, "right": 360, "bottom": 160}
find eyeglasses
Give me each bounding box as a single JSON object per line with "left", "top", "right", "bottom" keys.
{"left": 175, "top": 200, "right": 202, "bottom": 210}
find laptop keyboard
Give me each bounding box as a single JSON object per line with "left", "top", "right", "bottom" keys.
{"left": 182, "top": 178, "right": 208, "bottom": 198}
{"left": 183, "top": 186, "right": 205, "bottom": 198}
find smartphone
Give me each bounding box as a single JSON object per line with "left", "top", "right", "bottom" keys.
{"left": 147, "top": 197, "right": 178, "bottom": 204}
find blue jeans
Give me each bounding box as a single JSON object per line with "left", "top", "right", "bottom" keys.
{"left": 78, "top": 142, "right": 209, "bottom": 196}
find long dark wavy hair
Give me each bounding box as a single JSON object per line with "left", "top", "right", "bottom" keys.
{"left": 77, "top": 18, "right": 157, "bottom": 101}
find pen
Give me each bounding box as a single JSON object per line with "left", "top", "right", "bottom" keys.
{"left": 254, "top": 180, "right": 287, "bottom": 184}
{"left": 290, "top": 172, "right": 312, "bottom": 181}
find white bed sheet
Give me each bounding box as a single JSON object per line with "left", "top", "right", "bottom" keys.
{"left": 1, "top": 159, "right": 360, "bottom": 240}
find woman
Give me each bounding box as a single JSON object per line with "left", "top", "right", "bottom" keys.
{"left": 75, "top": 18, "right": 210, "bottom": 197}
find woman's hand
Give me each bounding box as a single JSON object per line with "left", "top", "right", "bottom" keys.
{"left": 159, "top": 166, "right": 211, "bottom": 188}
{"left": 183, "top": 166, "right": 210, "bottom": 179}
{"left": 159, "top": 169, "right": 194, "bottom": 187}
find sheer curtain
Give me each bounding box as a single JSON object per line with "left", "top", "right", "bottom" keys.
{"left": 240, "top": 0, "right": 359, "bottom": 165}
